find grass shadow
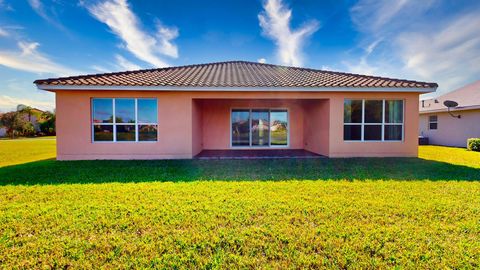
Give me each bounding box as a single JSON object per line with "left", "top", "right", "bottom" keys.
{"left": 0, "top": 157, "right": 479, "bottom": 185}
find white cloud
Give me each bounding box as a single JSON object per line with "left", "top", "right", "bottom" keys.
{"left": 90, "top": 54, "right": 143, "bottom": 73}
{"left": 27, "top": 0, "right": 67, "bottom": 32}
{"left": 350, "top": 0, "right": 436, "bottom": 35}
{"left": 257, "top": 58, "right": 266, "bottom": 64}
{"left": 0, "top": 95, "right": 54, "bottom": 112}
{"left": 258, "top": 0, "right": 319, "bottom": 67}
{"left": 87, "top": 0, "right": 179, "bottom": 67}
{"left": 91, "top": 65, "right": 111, "bottom": 73}
{"left": 0, "top": 41, "right": 81, "bottom": 76}
{"left": 396, "top": 12, "right": 480, "bottom": 92}
{"left": 348, "top": 0, "right": 480, "bottom": 94}
{"left": 342, "top": 58, "right": 378, "bottom": 76}
{"left": 0, "top": 27, "right": 8, "bottom": 37}
{"left": 0, "top": 0, "right": 13, "bottom": 11}
{"left": 115, "top": 54, "right": 141, "bottom": 70}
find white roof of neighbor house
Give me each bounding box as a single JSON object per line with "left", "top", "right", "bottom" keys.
{"left": 420, "top": 80, "right": 480, "bottom": 113}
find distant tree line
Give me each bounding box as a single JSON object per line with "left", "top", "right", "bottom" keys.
{"left": 0, "top": 104, "right": 55, "bottom": 138}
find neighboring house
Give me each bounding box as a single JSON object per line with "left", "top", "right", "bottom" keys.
{"left": 34, "top": 61, "right": 437, "bottom": 160}
{"left": 23, "top": 108, "right": 45, "bottom": 132}
{"left": 0, "top": 108, "right": 44, "bottom": 137}
{"left": 419, "top": 80, "right": 480, "bottom": 147}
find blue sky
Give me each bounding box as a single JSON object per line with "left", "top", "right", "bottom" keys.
{"left": 0, "top": 0, "right": 479, "bottom": 112}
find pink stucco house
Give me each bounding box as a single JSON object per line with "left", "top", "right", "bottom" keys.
{"left": 34, "top": 61, "right": 437, "bottom": 160}
{"left": 419, "top": 80, "right": 480, "bottom": 147}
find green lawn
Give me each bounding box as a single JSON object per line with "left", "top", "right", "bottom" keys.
{"left": 0, "top": 136, "right": 56, "bottom": 167}
{"left": 0, "top": 138, "right": 479, "bottom": 268}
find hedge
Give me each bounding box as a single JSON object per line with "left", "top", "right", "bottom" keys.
{"left": 467, "top": 138, "right": 480, "bottom": 151}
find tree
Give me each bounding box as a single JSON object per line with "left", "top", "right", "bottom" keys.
{"left": 39, "top": 110, "right": 56, "bottom": 135}
{"left": 0, "top": 111, "right": 28, "bottom": 138}
{"left": 17, "top": 104, "right": 34, "bottom": 122}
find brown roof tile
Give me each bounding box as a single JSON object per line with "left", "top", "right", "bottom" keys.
{"left": 34, "top": 60, "right": 438, "bottom": 89}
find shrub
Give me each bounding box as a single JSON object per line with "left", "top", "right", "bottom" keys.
{"left": 467, "top": 138, "right": 480, "bottom": 151}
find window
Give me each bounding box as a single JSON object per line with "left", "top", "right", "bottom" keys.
{"left": 231, "top": 109, "right": 288, "bottom": 147}
{"left": 92, "top": 98, "right": 157, "bottom": 142}
{"left": 344, "top": 99, "right": 404, "bottom": 141}
{"left": 429, "top": 115, "right": 438, "bottom": 130}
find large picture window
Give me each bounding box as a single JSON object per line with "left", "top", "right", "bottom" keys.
{"left": 231, "top": 109, "right": 288, "bottom": 147}
{"left": 92, "top": 98, "right": 158, "bottom": 142}
{"left": 344, "top": 99, "right": 404, "bottom": 141}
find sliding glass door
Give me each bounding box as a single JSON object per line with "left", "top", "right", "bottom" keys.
{"left": 231, "top": 109, "right": 288, "bottom": 147}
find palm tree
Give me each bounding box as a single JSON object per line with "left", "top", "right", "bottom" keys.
{"left": 17, "top": 104, "right": 34, "bottom": 122}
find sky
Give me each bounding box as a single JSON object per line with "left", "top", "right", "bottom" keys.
{"left": 0, "top": 0, "right": 479, "bottom": 112}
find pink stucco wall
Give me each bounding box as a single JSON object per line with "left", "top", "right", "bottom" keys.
{"left": 419, "top": 109, "right": 480, "bottom": 147}
{"left": 303, "top": 100, "right": 330, "bottom": 156}
{"left": 54, "top": 90, "right": 421, "bottom": 160}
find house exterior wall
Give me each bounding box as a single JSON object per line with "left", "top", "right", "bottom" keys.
{"left": 328, "top": 93, "right": 419, "bottom": 157}
{"left": 56, "top": 91, "right": 194, "bottom": 160}
{"left": 303, "top": 100, "right": 330, "bottom": 156}
{"left": 419, "top": 109, "right": 480, "bottom": 147}
{"left": 54, "top": 90, "right": 420, "bottom": 160}
{"left": 192, "top": 99, "right": 203, "bottom": 156}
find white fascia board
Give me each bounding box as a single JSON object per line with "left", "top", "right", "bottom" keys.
{"left": 419, "top": 105, "right": 480, "bottom": 114}
{"left": 36, "top": 84, "right": 437, "bottom": 93}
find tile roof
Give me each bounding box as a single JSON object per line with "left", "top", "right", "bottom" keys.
{"left": 34, "top": 60, "right": 438, "bottom": 90}
{"left": 420, "top": 80, "right": 480, "bottom": 112}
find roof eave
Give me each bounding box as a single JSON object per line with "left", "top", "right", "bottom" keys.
{"left": 420, "top": 104, "right": 480, "bottom": 114}
{"left": 36, "top": 84, "right": 437, "bottom": 93}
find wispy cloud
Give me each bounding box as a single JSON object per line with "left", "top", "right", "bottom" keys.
{"left": 0, "top": 41, "right": 81, "bottom": 76}
{"left": 347, "top": 0, "right": 480, "bottom": 94}
{"left": 350, "top": 0, "right": 436, "bottom": 35}
{"left": 27, "top": 0, "right": 68, "bottom": 32}
{"left": 90, "top": 54, "right": 143, "bottom": 73}
{"left": 87, "top": 0, "right": 179, "bottom": 67}
{"left": 396, "top": 12, "right": 480, "bottom": 91}
{"left": 258, "top": 0, "right": 319, "bottom": 67}
{"left": 0, "top": 0, "right": 14, "bottom": 11}
{"left": 115, "top": 54, "right": 141, "bottom": 70}
{"left": 0, "top": 95, "right": 54, "bottom": 112}
{"left": 0, "top": 27, "right": 8, "bottom": 37}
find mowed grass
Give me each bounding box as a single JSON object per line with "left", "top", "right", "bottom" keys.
{"left": 0, "top": 138, "right": 479, "bottom": 268}
{"left": 0, "top": 137, "right": 56, "bottom": 167}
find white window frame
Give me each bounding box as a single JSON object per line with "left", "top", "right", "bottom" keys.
{"left": 344, "top": 99, "right": 404, "bottom": 142}
{"left": 91, "top": 98, "right": 158, "bottom": 143}
{"left": 428, "top": 115, "right": 438, "bottom": 130}
{"left": 230, "top": 108, "right": 289, "bottom": 148}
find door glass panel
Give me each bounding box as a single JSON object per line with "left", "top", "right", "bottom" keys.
{"left": 251, "top": 110, "right": 269, "bottom": 146}
{"left": 232, "top": 110, "right": 250, "bottom": 146}
{"left": 270, "top": 110, "right": 287, "bottom": 145}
